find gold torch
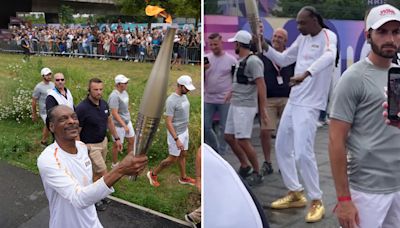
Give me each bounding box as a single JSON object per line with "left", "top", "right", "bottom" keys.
{"left": 245, "top": 0, "right": 262, "bottom": 53}
{"left": 132, "top": 26, "right": 176, "bottom": 156}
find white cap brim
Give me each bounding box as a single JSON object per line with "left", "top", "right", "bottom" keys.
{"left": 185, "top": 84, "right": 195, "bottom": 91}
{"left": 227, "top": 37, "right": 236, "bottom": 43}
{"left": 370, "top": 17, "right": 400, "bottom": 30}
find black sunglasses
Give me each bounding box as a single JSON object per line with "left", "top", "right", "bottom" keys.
{"left": 55, "top": 78, "right": 65, "bottom": 82}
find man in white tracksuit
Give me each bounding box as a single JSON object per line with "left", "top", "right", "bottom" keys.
{"left": 261, "top": 6, "right": 337, "bottom": 222}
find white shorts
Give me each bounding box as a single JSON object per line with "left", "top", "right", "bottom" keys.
{"left": 224, "top": 105, "right": 258, "bottom": 139}
{"left": 40, "top": 114, "right": 47, "bottom": 124}
{"left": 167, "top": 128, "right": 189, "bottom": 156}
{"left": 114, "top": 121, "right": 135, "bottom": 144}
{"left": 350, "top": 188, "right": 400, "bottom": 228}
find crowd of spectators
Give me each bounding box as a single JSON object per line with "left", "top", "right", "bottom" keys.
{"left": 6, "top": 24, "right": 201, "bottom": 63}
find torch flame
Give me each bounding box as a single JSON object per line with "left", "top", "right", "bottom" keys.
{"left": 145, "top": 5, "right": 172, "bottom": 24}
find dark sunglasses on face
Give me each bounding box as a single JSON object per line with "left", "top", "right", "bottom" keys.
{"left": 55, "top": 78, "right": 65, "bottom": 82}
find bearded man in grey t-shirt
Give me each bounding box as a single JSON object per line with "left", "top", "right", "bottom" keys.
{"left": 329, "top": 4, "right": 400, "bottom": 228}
{"left": 223, "top": 30, "right": 268, "bottom": 186}
{"left": 32, "top": 67, "right": 54, "bottom": 146}
{"left": 146, "top": 75, "right": 196, "bottom": 187}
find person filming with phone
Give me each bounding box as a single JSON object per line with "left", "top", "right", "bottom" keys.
{"left": 329, "top": 4, "right": 400, "bottom": 228}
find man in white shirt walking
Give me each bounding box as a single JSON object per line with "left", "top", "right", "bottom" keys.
{"left": 46, "top": 72, "right": 74, "bottom": 111}
{"left": 37, "top": 105, "right": 147, "bottom": 228}
{"left": 261, "top": 6, "right": 337, "bottom": 222}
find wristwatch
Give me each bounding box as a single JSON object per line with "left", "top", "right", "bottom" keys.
{"left": 174, "top": 137, "right": 179, "bottom": 141}
{"left": 115, "top": 137, "right": 120, "bottom": 141}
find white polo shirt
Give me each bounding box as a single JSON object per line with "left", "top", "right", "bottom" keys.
{"left": 263, "top": 28, "right": 337, "bottom": 110}
{"left": 37, "top": 141, "right": 114, "bottom": 228}
{"left": 204, "top": 144, "right": 263, "bottom": 228}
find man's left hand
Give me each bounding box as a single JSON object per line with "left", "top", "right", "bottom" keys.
{"left": 289, "top": 72, "right": 310, "bottom": 87}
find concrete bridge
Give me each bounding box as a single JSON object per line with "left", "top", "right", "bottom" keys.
{"left": 1, "top": 0, "right": 123, "bottom": 28}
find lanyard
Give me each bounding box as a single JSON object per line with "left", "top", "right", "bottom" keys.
{"left": 272, "top": 61, "right": 281, "bottom": 76}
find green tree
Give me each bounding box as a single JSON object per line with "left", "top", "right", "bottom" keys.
{"left": 272, "top": 0, "right": 368, "bottom": 20}
{"left": 204, "top": 0, "right": 221, "bottom": 15}
{"left": 59, "top": 5, "right": 74, "bottom": 24}
{"left": 115, "top": 0, "right": 200, "bottom": 28}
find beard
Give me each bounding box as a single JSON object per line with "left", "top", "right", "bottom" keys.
{"left": 370, "top": 40, "right": 397, "bottom": 59}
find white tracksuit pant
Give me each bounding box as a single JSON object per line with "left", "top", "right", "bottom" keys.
{"left": 275, "top": 103, "right": 322, "bottom": 200}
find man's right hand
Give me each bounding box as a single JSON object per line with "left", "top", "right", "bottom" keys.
{"left": 261, "top": 40, "right": 269, "bottom": 52}
{"left": 117, "top": 154, "right": 148, "bottom": 176}
{"left": 335, "top": 201, "right": 360, "bottom": 228}
{"left": 124, "top": 125, "right": 129, "bottom": 134}
{"left": 32, "top": 113, "right": 37, "bottom": 122}
{"left": 176, "top": 139, "right": 184, "bottom": 151}
{"left": 224, "top": 91, "right": 232, "bottom": 103}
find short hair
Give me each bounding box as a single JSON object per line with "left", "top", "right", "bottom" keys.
{"left": 88, "top": 77, "right": 102, "bottom": 87}
{"left": 208, "top": 33, "right": 221, "bottom": 40}
{"left": 46, "top": 106, "right": 58, "bottom": 131}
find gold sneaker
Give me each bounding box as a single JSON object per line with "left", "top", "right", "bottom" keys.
{"left": 271, "top": 191, "right": 307, "bottom": 209}
{"left": 305, "top": 200, "right": 325, "bottom": 223}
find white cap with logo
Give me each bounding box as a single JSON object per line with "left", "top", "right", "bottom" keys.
{"left": 228, "top": 30, "right": 252, "bottom": 44}
{"left": 115, "top": 74, "right": 129, "bottom": 84}
{"left": 41, "top": 67, "right": 52, "bottom": 76}
{"left": 366, "top": 4, "right": 400, "bottom": 31}
{"left": 177, "top": 75, "right": 195, "bottom": 91}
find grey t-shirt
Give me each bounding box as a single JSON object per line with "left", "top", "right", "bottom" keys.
{"left": 330, "top": 59, "right": 400, "bottom": 194}
{"left": 231, "top": 55, "right": 264, "bottom": 107}
{"left": 108, "top": 89, "right": 131, "bottom": 127}
{"left": 165, "top": 93, "right": 190, "bottom": 135}
{"left": 32, "top": 81, "right": 55, "bottom": 115}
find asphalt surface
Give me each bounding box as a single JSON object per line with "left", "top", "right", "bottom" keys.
{"left": 221, "top": 124, "right": 341, "bottom": 228}
{"left": 0, "top": 160, "right": 190, "bottom": 228}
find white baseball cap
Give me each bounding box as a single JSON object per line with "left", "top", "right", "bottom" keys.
{"left": 227, "top": 30, "right": 252, "bottom": 44}
{"left": 366, "top": 4, "right": 400, "bottom": 31}
{"left": 41, "top": 67, "right": 52, "bottom": 76}
{"left": 177, "top": 75, "right": 195, "bottom": 91}
{"left": 115, "top": 74, "right": 129, "bottom": 84}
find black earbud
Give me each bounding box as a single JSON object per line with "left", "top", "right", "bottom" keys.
{"left": 367, "top": 33, "right": 371, "bottom": 43}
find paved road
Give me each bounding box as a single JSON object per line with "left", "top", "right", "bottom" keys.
{"left": 221, "top": 124, "right": 341, "bottom": 228}
{"left": 0, "top": 160, "right": 189, "bottom": 228}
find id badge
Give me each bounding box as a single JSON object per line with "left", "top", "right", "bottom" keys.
{"left": 277, "top": 76, "right": 283, "bottom": 85}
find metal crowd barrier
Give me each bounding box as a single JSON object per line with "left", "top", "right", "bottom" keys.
{"left": 0, "top": 40, "right": 201, "bottom": 64}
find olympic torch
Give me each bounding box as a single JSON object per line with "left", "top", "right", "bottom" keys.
{"left": 245, "top": 0, "right": 262, "bottom": 53}
{"left": 132, "top": 27, "right": 176, "bottom": 156}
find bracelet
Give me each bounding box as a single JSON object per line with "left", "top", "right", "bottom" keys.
{"left": 337, "top": 196, "right": 352, "bottom": 202}
{"left": 115, "top": 137, "right": 120, "bottom": 141}
{"left": 174, "top": 137, "right": 179, "bottom": 141}
{"left": 333, "top": 196, "right": 352, "bottom": 213}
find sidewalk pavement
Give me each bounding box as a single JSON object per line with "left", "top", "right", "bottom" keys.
{"left": 221, "top": 124, "right": 341, "bottom": 228}
{"left": 0, "top": 160, "right": 190, "bottom": 228}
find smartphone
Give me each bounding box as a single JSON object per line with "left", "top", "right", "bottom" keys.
{"left": 388, "top": 67, "right": 400, "bottom": 121}
{"left": 204, "top": 56, "right": 209, "bottom": 65}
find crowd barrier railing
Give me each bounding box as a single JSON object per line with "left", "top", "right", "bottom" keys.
{"left": 0, "top": 40, "right": 201, "bottom": 64}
